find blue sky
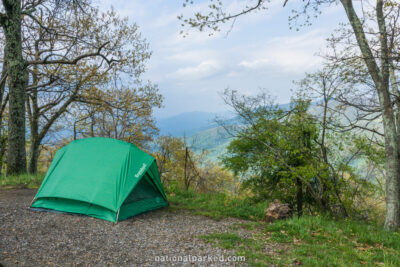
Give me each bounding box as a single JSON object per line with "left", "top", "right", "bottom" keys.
{"left": 97, "top": 0, "right": 347, "bottom": 118}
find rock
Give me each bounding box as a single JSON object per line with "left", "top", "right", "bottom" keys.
{"left": 265, "top": 199, "right": 292, "bottom": 222}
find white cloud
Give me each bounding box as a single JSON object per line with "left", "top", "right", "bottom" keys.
{"left": 96, "top": 0, "right": 342, "bottom": 117}
{"left": 167, "top": 49, "right": 219, "bottom": 63}
{"left": 239, "top": 58, "right": 270, "bottom": 69}
{"left": 239, "top": 30, "right": 326, "bottom": 73}
{"left": 167, "top": 60, "right": 223, "bottom": 80}
{"left": 152, "top": 12, "right": 178, "bottom": 28}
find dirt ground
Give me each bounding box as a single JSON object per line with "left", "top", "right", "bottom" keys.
{"left": 0, "top": 188, "right": 249, "bottom": 266}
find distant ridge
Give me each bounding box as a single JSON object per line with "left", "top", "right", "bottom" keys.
{"left": 156, "top": 111, "right": 233, "bottom": 137}
{"left": 155, "top": 104, "right": 292, "bottom": 160}
{"left": 154, "top": 101, "right": 361, "bottom": 161}
{"left": 156, "top": 103, "right": 294, "bottom": 138}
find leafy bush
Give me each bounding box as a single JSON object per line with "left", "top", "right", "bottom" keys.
{"left": 221, "top": 91, "right": 380, "bottom": 219}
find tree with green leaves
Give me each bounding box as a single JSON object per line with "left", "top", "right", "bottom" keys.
{"left": 221, "top": 89, "right": 375, "bottom": 218}
{"left": 181, "top": 0, "right": 400, "bottom": 229}
{"left": 22, "top": 3, "right": 152, "bottom": 173}
{"left": 0, "top": 0, "right": 133, "bottom": 174}
{"left": 296, "top": 64, "right": 383, "bottom": 218}
{"left": 220, "top": 91, "right": 326, "bottom": 215}
{"left": 223, "top": 98, "right": 319, "bottom": 216}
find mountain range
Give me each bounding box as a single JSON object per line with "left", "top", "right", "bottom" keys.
{"left": 156, "top": 111, "right": 235, "bottom": 160}
{"left": 155, "top": 101, "right": 369, "bottom": 161}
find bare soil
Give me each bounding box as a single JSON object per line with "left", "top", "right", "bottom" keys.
{"left": 0, "top": 189, "right": 249, "bottom": 266}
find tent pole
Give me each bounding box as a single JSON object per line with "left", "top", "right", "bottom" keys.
{"left": 29, "top": 197, "right": 36, "bottom": 208}
{"left": 115, "top": 208, "right": 120, "bottom": 224}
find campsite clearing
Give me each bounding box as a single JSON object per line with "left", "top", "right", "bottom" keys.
{"left": 0, "top": 188, "right": 251, "bottom": 266}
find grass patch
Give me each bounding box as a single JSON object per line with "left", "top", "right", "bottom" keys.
{"left": 201, "top": 232, "right": 287, "bottom": 266}
{"left": 166, "top": 189, "right": 269, "bottom": 221}
{"left": 264, "top": 216, "right": 400, "bottom": 266}
{"left": 230, "top": 221, "right": 264, "bottom": 231}
{"left": 0, "top": 173, "right": 45, "bottom": 189}
{"left": 203, "top": 215, "right": 400, "bottom": 266}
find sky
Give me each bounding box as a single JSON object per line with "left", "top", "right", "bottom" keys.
{"left": 96, "top": 0, "right": 348, "bottom": 118}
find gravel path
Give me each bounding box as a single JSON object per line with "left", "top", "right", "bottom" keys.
{"left": 0, "top": 189, "right": 249, "bottom": 266}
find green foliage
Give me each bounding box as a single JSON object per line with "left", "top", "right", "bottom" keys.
{"left": 0, "top": 173, "right": 45, "bottom": 189}
{"left": 222, "top": 90, "right": 379, "bottom": 219}
{"left": 223, "top": 99, "right": 325, "bottom": 213}
{"left": 166, "top": 187, "right": 268, "bottom": 221}
{"left": 204, "top": 215, "right": 400, "bottom": 267}
{"left": 354, "top": 137, "right": 385, "bottom": 166}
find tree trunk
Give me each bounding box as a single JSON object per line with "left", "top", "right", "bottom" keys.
{"left": 0, "top": 135, "right": 6, "bottom": 175}
{"left": 376, "top": 0, "right": 400, "bottom": 230}
{"left": 27, "top": 102, "right": 39, "bottom": 174}
{"left": 296, "top": 177, "right": 303, "bottom": 218}
{"left": 389, "top": 65, "right": 400, "bottom": 167}
{"left": 0, "top": 47, "right": 8, "bottom": 175}
{"left": 389, "top": 65, "right": 400, "bottom": 223}
{"left": 184, "top": 146, "right": 189, "bottom": 190}
{"left": 380, "top": 87, "right": 400, "bottom": 229}
{"left": 2, "top": 0, "right": 27, "bottom": 175}
{"left": 90, "top": 115, "right": 95, "bottom": 137}
{"left": 340, "top": 0, "right": 400, "bottom": 230}
{"left": 28, "top": 138, "right": 40, "bottom": 174}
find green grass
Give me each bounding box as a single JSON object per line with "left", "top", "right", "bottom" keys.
{"left": 0, "top": 173, "right": 45, "bottom": 189}
{"left": 167, "top": 189, "right": 269, "bottom": 221}
{"left": 203, "top": 215, "right": 400, "bottom": 267}
{"left": 167, "top": 187, "right": 400, "bottom": 266}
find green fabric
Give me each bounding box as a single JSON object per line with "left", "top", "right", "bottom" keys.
{"left": 33, "top": 197, "right": 117, "bottom": 222}
{"left": 119, "top": 197, "right": 167, "bottom": 221}
{"left": 32, "top": 137, "right": 168, "bottom": 222}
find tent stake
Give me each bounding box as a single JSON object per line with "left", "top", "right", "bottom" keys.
{"left": 115, "top": 208, "right": 120, "bottom": 224}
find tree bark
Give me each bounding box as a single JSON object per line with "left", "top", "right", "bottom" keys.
{"left": 28, "top": 137, "right": 40, "bottom": 174}
{"left": 184, "top": 146, "right": 189, "bottom": 190}
{"left": 296, "top": 177, "right": 303, "bottom": 217}
{"left": 389, "top": 65, "right": 400, "bottom": 159}
{"left": 1, "top": 0, "right": 27, "bottom": 175}
{"left": 27, "top": 91, "right": 39, "bottom": 174}
{"left": 27, "top": 92, "right": 75, "bottom": 173}
{"left": 26, "top": 39, "right": 41, "bottom": 174}
{"left": 0, "top": 47, "right": 8, "bottom": 175}
{"left": 340, "top": 0, "right": 400, "bottom": 229}
{"left": 0, "top": 135, "right": 6, "bottom": 175}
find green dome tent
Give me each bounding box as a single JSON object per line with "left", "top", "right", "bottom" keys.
{"left": 31, "top": 137, "right": 168, "bottom": 222}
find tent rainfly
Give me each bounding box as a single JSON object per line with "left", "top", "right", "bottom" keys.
{"left": 31, "top": 137, "right": 168, "bottom": 222}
